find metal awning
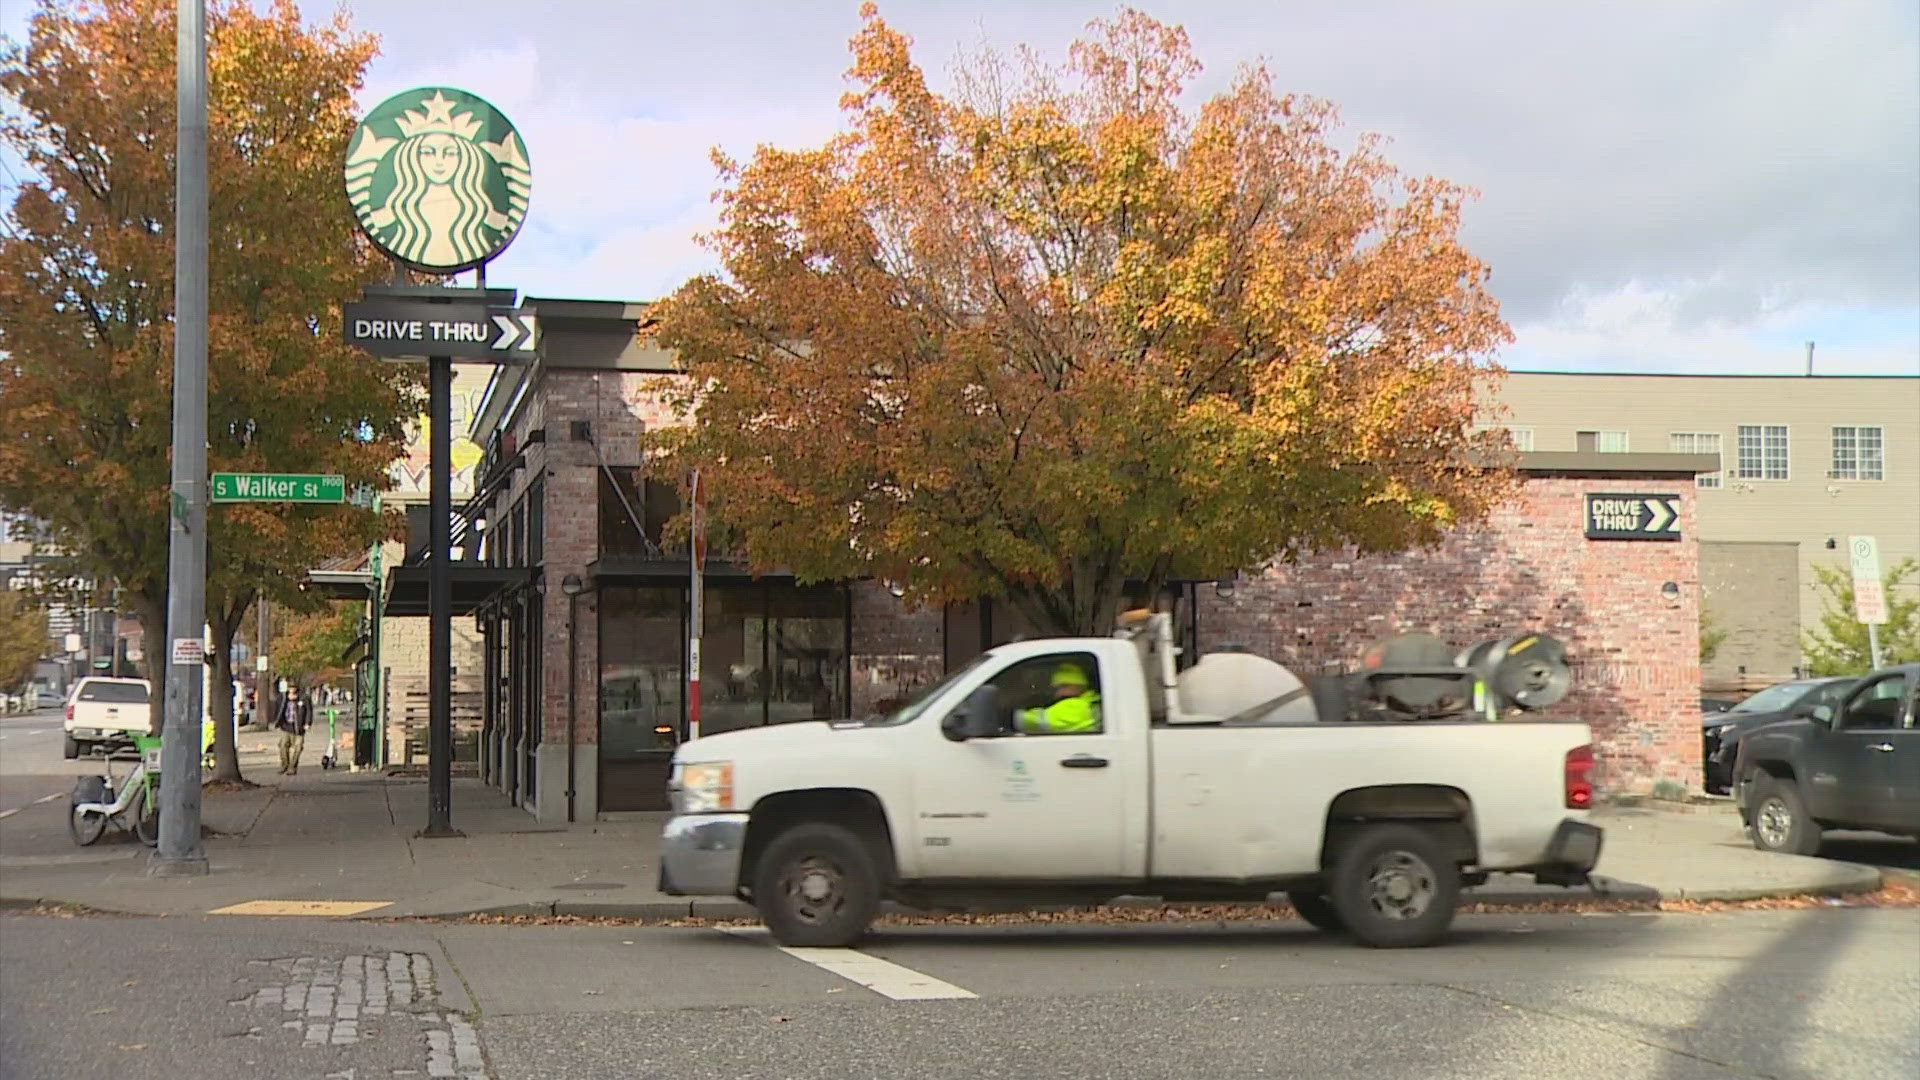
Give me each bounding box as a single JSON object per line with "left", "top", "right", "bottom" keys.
{"left": 307, "top": 569, "right": 378, "bottom": 600}
{"left": 381, "top": 566, "right": 534, "bottom": 617}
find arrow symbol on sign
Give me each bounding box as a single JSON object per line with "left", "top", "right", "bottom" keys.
{"left": 490, "top": 312, "right": 539, "bottom": 352}
{"left": 1643, "top": 497, "right": 1677, "bottom": 532}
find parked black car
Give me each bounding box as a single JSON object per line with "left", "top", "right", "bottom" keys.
{"left": 1733, "top": 664, "right": 1920, "bottom": 854}
{"left": 1701, "top": 677, "right": 1855, "bottom": 794}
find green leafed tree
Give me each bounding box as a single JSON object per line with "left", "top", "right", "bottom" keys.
{"left": 1802, "top": 558, "right": 1919, "bottom": 676}
{"left": 0, "top": 0, "right": 414, "bottom": 780}
{"left": 0, "top": 588, "right": 48, "bottom": 693}
{"left": 655, "top": 6, "right": 1514, "bottom": 636}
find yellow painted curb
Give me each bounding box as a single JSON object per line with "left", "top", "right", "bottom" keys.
{"left": 207, "top": 900, "right": 393, "bottom": 917}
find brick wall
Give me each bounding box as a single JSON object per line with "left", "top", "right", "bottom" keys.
{"left": 1198, "top": 475, "right": 1702, "bottom": 797}
{"left": 1699, "top": 541, "right": 1800, "bottom": 689}
{"left": 536, "top": 372, "right": 604, "bottom": 745}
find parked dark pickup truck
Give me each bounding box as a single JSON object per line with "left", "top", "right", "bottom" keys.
{"left": 1734, "top": 663, "right": 1920, "bottom": 854}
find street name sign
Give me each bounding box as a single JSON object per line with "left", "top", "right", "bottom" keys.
{"left": 210, "top": 473, "right": 346, "bottom": 504}
{"left": 343, "top": 300, "right": 539, "bottom": 362}
{"left": 1584, "top": 493, "right": 1682, "bottom": 541}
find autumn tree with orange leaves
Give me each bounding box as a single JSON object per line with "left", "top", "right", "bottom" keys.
{"left": 658, "top": 4, "right": 1513, "bottom": 638}
{"left": 0, "top": 0, "right": 414, "bottom": 779}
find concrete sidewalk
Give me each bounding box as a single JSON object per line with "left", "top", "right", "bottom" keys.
{"left": 0, "top": 739, "right": 1883, "bottom": 920}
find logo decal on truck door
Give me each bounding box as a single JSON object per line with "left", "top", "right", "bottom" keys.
{"left": 1003, "top": 758, "right": 1041, "bottom": 802}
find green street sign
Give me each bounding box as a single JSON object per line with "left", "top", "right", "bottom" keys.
{"left": 210, "top": 473, "right": 347, "bottom": 504}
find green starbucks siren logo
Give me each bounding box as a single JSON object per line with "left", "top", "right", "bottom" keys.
{"left": 345, "top": 87, "right": 532, "bottom": 273}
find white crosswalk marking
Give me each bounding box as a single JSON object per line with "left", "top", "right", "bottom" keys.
{"left": 721, "top": 927, "right": 977, "bottom": 1000}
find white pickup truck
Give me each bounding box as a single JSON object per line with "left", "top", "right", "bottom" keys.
{"left": 659, "top": 613, "right": 1602, "bottom": 949}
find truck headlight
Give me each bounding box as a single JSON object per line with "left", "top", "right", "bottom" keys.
{"left": 675, "top": 762, "right": 734, "bottom": 813}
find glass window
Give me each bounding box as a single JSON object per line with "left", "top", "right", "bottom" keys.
{"left": 527, "top": 477, "right": 545, "bottom": 564}
{"left": 79, "top": 680, "right": 148, "bottom": 703}
{"left": 1831, "top": 426, "right": 1884, "bottom": 481}
{"left": 1504, "top": 427, "right": 1534, "bottom": 452}
{"left": 1844, "top": 673, "right": 1908, "bottom": 730}
{"left": 1669, "top": 432, "right": 1723, "bottom": 488}
{"left": 599, "top": 587, "right": 684, "bottom": 756}
{"left": 991, "top": 651, "right": 1103, "bottom": 736}
{"left": 766, "top": 584, "right": 849, "bottom": 725}
{"left": 1736, "top": 425, "right": 1789, "bottom": 480}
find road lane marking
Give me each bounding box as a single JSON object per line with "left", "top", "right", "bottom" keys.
{"left": 0, "top": 794, "right": 71, "bottom": 819}
{"left": 208, "top": 900, "right": 394, "bottom": 917}
{"left": 722, "top": 927, "right": 976, "bottom": 1000}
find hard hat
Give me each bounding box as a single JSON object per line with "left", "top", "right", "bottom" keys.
{"left": 1050, "top": 662, "right": 1090, "bottom": 690}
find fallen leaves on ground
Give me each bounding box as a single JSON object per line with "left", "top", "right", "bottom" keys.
{"left": 434, "top": 880, "right": 1919, "bottom": 931}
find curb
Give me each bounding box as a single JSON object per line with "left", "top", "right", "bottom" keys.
{"left": 3, "top": 866, "right": 1885, "bottom": 923}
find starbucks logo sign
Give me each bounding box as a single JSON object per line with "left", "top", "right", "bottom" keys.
{"left": 345, "top": 87, "right": 532, "bottom": 273}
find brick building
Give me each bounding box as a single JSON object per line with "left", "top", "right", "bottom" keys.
{"left": 454, "top": 300, "right": 1715, "bottom": 820}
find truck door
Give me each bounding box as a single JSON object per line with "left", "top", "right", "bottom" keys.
{"left": 1835, "top": 670, "right": 1918, "bottom": 831}
{"left": 1817, "top": 671, "right": 1911, "bottom": 828}
{"left": 911, "top": 649, "right": 1134, "bottom": 880}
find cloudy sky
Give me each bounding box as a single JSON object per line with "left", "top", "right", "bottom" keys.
{"left": 5, "top": 0, "right": 1916, "bottom": 374}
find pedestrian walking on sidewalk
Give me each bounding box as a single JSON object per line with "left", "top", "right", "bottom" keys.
{"left": 275, "top": 681, "right": 312, "bottom": 775}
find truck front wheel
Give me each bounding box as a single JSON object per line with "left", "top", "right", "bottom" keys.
{"left": 1327, "top": 823, "right": 1460, "bottom": 948}
{"left": 752, "top": 822, "right": 882, "bottom": 948}
{"left": 1746, "top": 774, "right": 1821, "bottom": 856}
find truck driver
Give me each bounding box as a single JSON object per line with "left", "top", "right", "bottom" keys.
{"left": 1016, "top": 661, "right": 1102, "bottom": 734}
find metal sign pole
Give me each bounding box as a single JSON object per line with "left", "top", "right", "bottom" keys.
{"left": 688, "top": 470, "right": 703, "bottom": 743}
{"left": 421, "top": 351, "right": 459, "bottom": 837}
{"left": 152, "top": 0, "right": 209, "bottom": 876}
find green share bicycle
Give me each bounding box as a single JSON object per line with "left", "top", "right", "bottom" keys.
{"left": 68, "top": 732, "right": 163, "bottom": 847}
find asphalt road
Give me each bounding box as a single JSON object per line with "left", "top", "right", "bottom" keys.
{"left": 3, "top": 907, "right": 1916, "bottom": 1080}
{"left": 0, "top": 711, "right": 80, "bottom": 855}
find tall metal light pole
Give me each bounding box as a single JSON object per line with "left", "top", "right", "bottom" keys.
{"left": 422, "top": 350, "right": 458, "bottom": 837}
{"left": 152, "top": 0, "right": 209, "bottom": 875}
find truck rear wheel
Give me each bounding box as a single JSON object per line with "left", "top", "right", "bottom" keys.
{"left": 752, "top": 822, "right": 882, "bottom": 948}
{"left": 1327, "top": 823, "right": 1460, "bottom": 948}
{"left": 63, "top": 735, "right": 80, "bottom": 759}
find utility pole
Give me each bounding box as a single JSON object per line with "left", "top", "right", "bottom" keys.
{"left": 256, "top": 594, "right": 270, "bottom": 724}
{"left": 152, "top": 0, "right": 209, "bottom": 876}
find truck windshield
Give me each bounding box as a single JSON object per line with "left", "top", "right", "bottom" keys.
{"left": 866, "top": 654, "right": 991, "bottom": 727}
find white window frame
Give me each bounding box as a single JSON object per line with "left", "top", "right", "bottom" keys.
{"left": 1669, "top": 432, "right": 1723, "bottom": 488}
{"left": 1505, "top": 426, "right": 1534, "bottom": 452}
{"left": 1736, "top": 424, "right": 1790, "bottom": 481}
{"left": 1576, "top": 429, "right": 1630, "bottom": 453}
{"left": 1829, "top": 425, "right": 1885, "bottom": 482}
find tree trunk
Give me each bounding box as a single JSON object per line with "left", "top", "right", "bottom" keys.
{"left": 205, "top": 597, "right": 248, "bottom": 783}
{"left": 129, "top": 589, "right": 167, "bottom": 738}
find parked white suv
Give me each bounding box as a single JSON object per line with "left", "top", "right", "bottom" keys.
{"left": 63, "top": 677, "right": 153, "bottom": 758}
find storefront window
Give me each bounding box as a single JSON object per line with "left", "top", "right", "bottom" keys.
{"left": 767, "top": 584, "right": 849, "bottom": 724}
{"left": 700, "top": 586, "right": 765, "bottom": 736}
{"left": 599, "top": 587, "right": 683, "bottom": 757}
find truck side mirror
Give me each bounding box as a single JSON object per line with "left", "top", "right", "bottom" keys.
{"left": 942, "top": 685, "right": 1003, "bottom": 742}
{"left": 1796, "top": 704, "right": 1833, "bottom": 726}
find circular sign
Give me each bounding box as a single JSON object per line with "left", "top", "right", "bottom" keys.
{"left": 344, "top": 87, "right": 532, "bottom": 273}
